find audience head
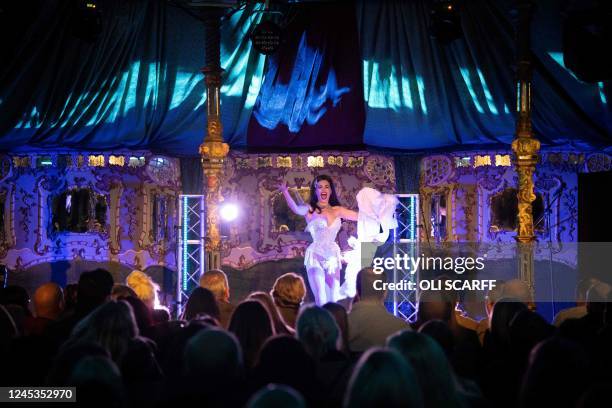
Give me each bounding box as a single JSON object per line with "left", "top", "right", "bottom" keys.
{"left": 126, "top": 270, "right": 159, "bottom": 310}
{"left": 575, "top": 278, "right": 598, "bottom": 305}
{"left": 152, "top": 308, "right": 170, "bottom": 324}
{"left": 120, "top": 336, "right": 162, "bottom": 386}
{"left": 296, "top": 305, "right": 340, "bottom": 359}
{"left": 502, "top": 279, "right": 533, "bottom": 309}
{"left": 182, "top": 287, "right": 220, "bottom": 321}
{"left": 247, "top": 384, "right": 306, "bottom": 408}
{"left": 68, "top": 355, "right": 126, "bottom": 407}
{"left": 387, "top": 330, "right": 458, "bottom": 408}
{"left": 121, "top": 295, "right": 153, "bottom": 333}
{"left": 256, "top": 335, "right": 317, "bottom": 402}
{"left": 508, "top": 309, "right": 555, "bottom": 364}
{"left": 0, "top": 285, "right": 31, "bottom": 312}
{"left": 1, "top": 304, "right": 19, "bottom": 347}
{"left": 33, "top": 282, "right": 64, "bottom": 320}
{"left": 490, "top": 298, "right": 529, "bottom": 350}
{"left": 77, "top": 269, "right": 114, "bottom": 314}
{"left": 249, "top": 291, "right": 293, "bottom": 335}
{"left": 64, "top": 283, "right": 79, "bottom": 311}
{"left": 418, "top": 320, "right": 454, "bottom": 358}
{"left": 520, "top": 337, "right": 589, "bottom": 408}
{"left": 416, "top": 290, "right": 454, "bottom": 327}
{"left": 199, "top": 269, "right": 230, "bottom": 302}
{"left": 585, "top": 281, "right": 611, "bottom": 315}
{"left": 47, "top": 342, "right": 110, "bottom": 386}
{"left": 160, "top": 320, "right": 211, "bottom": 378}
{"left": 184, "top": 328, "right": 243, "bottom": 385}
{"left": 356, "top": 267, "right": 385, "bottom": 302}
{"left": 71, "top": 300, "right": 138, "bottom": 364}
{"left": 271, "top": 273, "right": 306, "bottom": 307}
{"left": 345, "top": 347, "right": 423, "bottom": 408}
{"left": 229, "top": 299, "right": 274, "bottom": 368}
{"left": 323, "top": 302, "right": 350, "bottom": 353}
{"left": 110, "top": 284, "right": 137, "bottom": 301}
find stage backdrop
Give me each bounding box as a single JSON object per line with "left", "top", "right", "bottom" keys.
{"left": 418, "top": 149, "right": 612, "bottom": 319}
{"left": 0, "top": 151, "right": 180, "bottom": 296}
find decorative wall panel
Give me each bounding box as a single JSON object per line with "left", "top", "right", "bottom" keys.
{"left": 0, "top": 152, "right": 180, "bottom": 275}
{"left": 419, "top": 150, "right": 599, "bottom": 267}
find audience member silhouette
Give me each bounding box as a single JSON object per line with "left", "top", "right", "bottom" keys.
{"left": 111, "top": 284, "right": 137, "bottom": 301}
{"left": 200, "top": 269, "right": 236, "bottom": 328}
{"left": 248, "top": 291, "right": 294, "bottom": 335}
{"left": 126, "top": 270, "right": 160, "bottom": 311}
{"left": 323, "top": 302, "right": 350, "bottom": 354}
{"left": 24, "top": 282, "right": 64, "bottom": 336}
{"left": 182, "top": 287, "right": 220, "bottom": 322}
{"left": 3, "top": 268, "right": 607, "bottom": 408}
{"left": 388, "top": 331, "right": 463, "bottom": 408}
{"left": 254, "top": 335, "right": 318, "bottom": 405}
{"left": 297, "top": 305, "right": 352, "bottom": 407}
{"left": 271, "top": 272, "right": 306, "bottom": 328}
{"left": 68, "top": 355, "right": 126, "bottom": 408}
{"left": 229, "top": 299, "right": 274, "bottom": 369}
{"left": 344, "top": 347, "right": 423, "bottom": 408}
{"left": 181, "top": 328, "right": 246, "bottom": 407}
{"left": 247, "top": 384, "right": 306, "bottom": 408}
{"left": 68, "top": 300, "right": 138, "bottom": 365}
{"left": 519, "top": 337, "right": 590, "bottom": 408}
{"left": 348, "top": 267, "right": 409, "bottom": 352}
{"left": 0, "top": 285, "right": 31, "bottom": 313}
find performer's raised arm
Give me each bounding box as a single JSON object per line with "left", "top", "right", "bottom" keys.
{"left": 278, "top": 180, "right": 309, "bottom": 216}
{"left": 338, "top": 206, "right": 358, "bottom": 221}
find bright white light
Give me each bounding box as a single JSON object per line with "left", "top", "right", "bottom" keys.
{"left": 220, "top": 203, "right": 239, "bottom": 222}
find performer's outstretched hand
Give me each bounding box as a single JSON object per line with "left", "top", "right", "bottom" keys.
{"left": 278, "top": 180, "right": 288, "bottom": 193}
{"left": 279, "top": 180, "right": 309, "bottom": 216}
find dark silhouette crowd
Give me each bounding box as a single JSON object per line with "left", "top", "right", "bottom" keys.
{"left": 1, "top": 267, "right": 612, "bottom": 408}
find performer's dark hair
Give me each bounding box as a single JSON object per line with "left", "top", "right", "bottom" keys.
{"left": 309, "top": 174, "right": 341, "bottom": 214}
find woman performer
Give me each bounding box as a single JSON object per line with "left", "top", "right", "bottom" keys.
{"left": 279, "top": 175, "right": 357, "bottom": 305}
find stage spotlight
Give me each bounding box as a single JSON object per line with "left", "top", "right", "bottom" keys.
{"left": 220, "top": 203, "right": 239, "bottom": 222}
{"left": 429, "top": 0, "right": 462, "bottom": 45}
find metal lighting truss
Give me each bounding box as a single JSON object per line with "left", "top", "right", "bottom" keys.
{"left": 391, "top": 194, "right": 420, "bottom": 323}
{"left": 177, "top": 195, "right": 206, "bottom": 317}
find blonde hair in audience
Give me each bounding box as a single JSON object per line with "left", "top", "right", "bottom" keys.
{"left": 126, "top": 270, "right": 159, "bottom": 309}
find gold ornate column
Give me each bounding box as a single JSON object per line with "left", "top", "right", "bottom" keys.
{"left": 511, "top": 0, "right": 540, "bottom": 296}
{"left": 200, "top": 14, "right": 229, "bottom": 271}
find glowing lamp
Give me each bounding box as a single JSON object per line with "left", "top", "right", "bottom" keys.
{"left": 220, "top": 203, "right": 239, "bottom": 222}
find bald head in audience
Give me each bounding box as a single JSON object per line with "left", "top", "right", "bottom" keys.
{"left": 586, "top": 282, "right": 611, "bottom": 315}
{"left": 502, "top": 279, "right": 534, "bottom": 309}
{"left": 33, "top": 283, "right": 64, "bottom": 320}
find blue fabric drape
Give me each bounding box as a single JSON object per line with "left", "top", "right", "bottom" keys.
{"left": 358, "top": 0, "right": 610, "bottom": 151}
{"left": 0, "top": 0, "right": 264, "bottom": 155}
{"left": 0, "top": 0, "right": 610, "bottom": 154}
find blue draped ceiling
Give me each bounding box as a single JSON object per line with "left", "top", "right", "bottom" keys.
{"left": 0, "top": 0, "right": 610, "bottom": 156}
